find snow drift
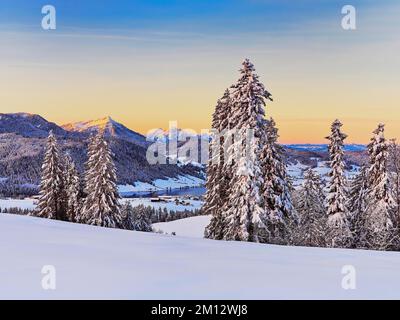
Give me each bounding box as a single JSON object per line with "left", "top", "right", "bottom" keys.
{"left": 1, "top": 213, "right": 399, "bottom": 299}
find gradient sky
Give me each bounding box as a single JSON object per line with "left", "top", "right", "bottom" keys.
{"left": 1, "top": 0, "right": 399, "bottom": 143}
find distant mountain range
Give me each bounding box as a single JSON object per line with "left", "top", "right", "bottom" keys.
{"left": 0, "top": 113, "right": 203, "bottom": 196}
{"left": 0, "top": 113, "right": 73, "bottom": 138}
{"left": 146, "top": 128, "right": 210, "bottom": 142}
{"left": 0, "top": 112, "right": 368, "bottom": 196}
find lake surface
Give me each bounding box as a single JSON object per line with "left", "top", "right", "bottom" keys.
{"left": 121, "top": 186, "right": 206, "bottom": 198}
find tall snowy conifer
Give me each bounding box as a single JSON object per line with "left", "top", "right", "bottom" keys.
{"left": 83, "top": 134, "right": 100, "bottom": 197}
{"left": 223, "top": 59, "right": 273, "bottom": 242}
{"left": 121, "top": 201, "right": 135, "bottom": 230}
{"left": 362, "top": 124, "right": 397, "bottom": 250}
{"left": 204, "top": 89, "right": 231, "bottom": 240}
{"left": 81, "top": 133, "right": 122, "bottom": 228}
{"left": 36, "top": 131, "right": 66, "bottom": 220}
{"left": 131, "top": 204, "right": 153, "bottom": 232}
{"left": 325, "top": 119, "right": 351, "bottom": 247}
{"left": 388, "top": 139, "right": 400, "bottom": 228}
{"left": 347, "top": 165, "right": 368, "bottom": 247}
{"left": 294, "top": 169, "right": 327, "bottom": 247}
{"left": 64, "top": 154, "right": 81, "bottom": 222}
{"left": 260, "top": 118, "right": 296, "bottom": 244}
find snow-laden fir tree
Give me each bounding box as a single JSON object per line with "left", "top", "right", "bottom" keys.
{"left": 223, "top": 59, "right": 273, "bottom": 242}
{"left": 223, "top": 153, "right": 266, "bottom": 241}
{"left": 80, "top": 134, "right": 98, "bottom": 221}
{"left": 388, "top": 139, "right": 400, "bottom": 227}
{"left": 260, "top": 118, "right": 296, "bottom": 244}
{"left": 131, "top": 204, "right": 153, "bottom": 232}
{"left": 36, "top": 131, "right": 66, "bottom": 220}
{"left": 83, "top": 134, "right": 100, "bottom": 197}
{"left": 81, "top": 132, "right": 122, "bottom": 228}
{"left": 294, "top": 169, "right": 327, "bottom": 247}
{"left": 362, "top": 124, "right": 397, "bottom": 250}
{"left": 325, "top": 119, "right": 351, "bottom": 247}
{"left": 204, "top": 89, "right": 231, "bottom": 240}
{"left": 121, "top": 201, "right": 135, "bottom": 230}
{"left": 346, "top": 165, "right": 368, "bottom": 247}
{"left": 64, "top": 154, "right": 81, "bottom": 222}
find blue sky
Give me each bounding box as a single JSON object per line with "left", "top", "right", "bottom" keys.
{"left": 1, "top": 1, "right": 400, "bottom": 143}
{"left": 0, "top": 0, "right": 382, "bottom": 33}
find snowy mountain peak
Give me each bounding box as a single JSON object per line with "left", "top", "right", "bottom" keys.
{"left": 146, "top": 128, "right": 210, "bottom": 142}
{"left": 0, "top": 112, "right": 38, "bottom": 120}
{"left": 8, "top": 112, "right": 34, "bottom": 118}
{"left": 62, "top": 116, "right": 147, "bottom": 146}
{"left": 62, "top": 116, "right": 115, "bottom": 133}
{"left": 0, "top": 112, "right": 70, "bottom": 138}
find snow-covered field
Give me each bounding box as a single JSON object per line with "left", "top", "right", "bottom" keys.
{"left": 118, "top": 175, "right": 204, "bottom": 194}
{"left": 124, "top": 197, "right": 202, "bottom": 212}
{"left": 0, "top": 197, "right": 202, "bottom": 213}
{"left": 0, "top": 198, "right": 36, "bottom": 210}
{"left": 1, "top": 213, "right": 400, "bottom": 299}
{"left": 153, "top": 215, "right": 210, "bottom": 237}
{"left": 287, "top": 160, "right": 359, "bottom": 187}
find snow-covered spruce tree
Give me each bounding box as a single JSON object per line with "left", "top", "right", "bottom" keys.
{"left": 131, "top": 204, "right": 153, "bottom": 232}
{"left": 222, "top": 59, "right": 273, "bottom": 242}
{"left": 260, "top": 118, "right": 296, "bottom": 244}
{"left": 204, "top": 89, "right": 231, "bottom": 240}
{"left": 36, "top": 131, "right": 66, "bottom": 220}
{"left": 121, "top": 202, "right": 153, "bottom": 232}
{"left": 121, "top": 201, "right": 135, "bottom": 230}
{"left": 346, "top": 165, "right": 368, "bottom": 247}
{"left": 325, "top": 119, "right": 352, "bottom": 248}
{"left": 83, "top": 134, "right": 100, "bottom": 197}
{"left": 81, "top": 132, "right": 122, "bottom": 228}
{"left": 388, "top": 139, "right": 400, "bottom": 228}
{"left": 294, "top": 169, "right": 327, "bottom": 247}
{"left": 64, "top": 154, "right": 82, "bottom": 222}
{"left": 362, "top": 124, "right": 397, "bottom": 250}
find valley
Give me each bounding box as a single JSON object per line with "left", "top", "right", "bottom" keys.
{"left": 0, "top": 112, "right": 367, "bottom": 199}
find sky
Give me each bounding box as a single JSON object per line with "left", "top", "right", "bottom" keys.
{"left": 0, "top": 0, "right": 399, "bottom": 143}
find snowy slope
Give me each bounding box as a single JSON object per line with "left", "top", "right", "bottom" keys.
{"left": 1, "top": 213, "right": 400, "bottom": 299}
{"left": 153, "top": 215, "right": 210, "bottom": 237}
